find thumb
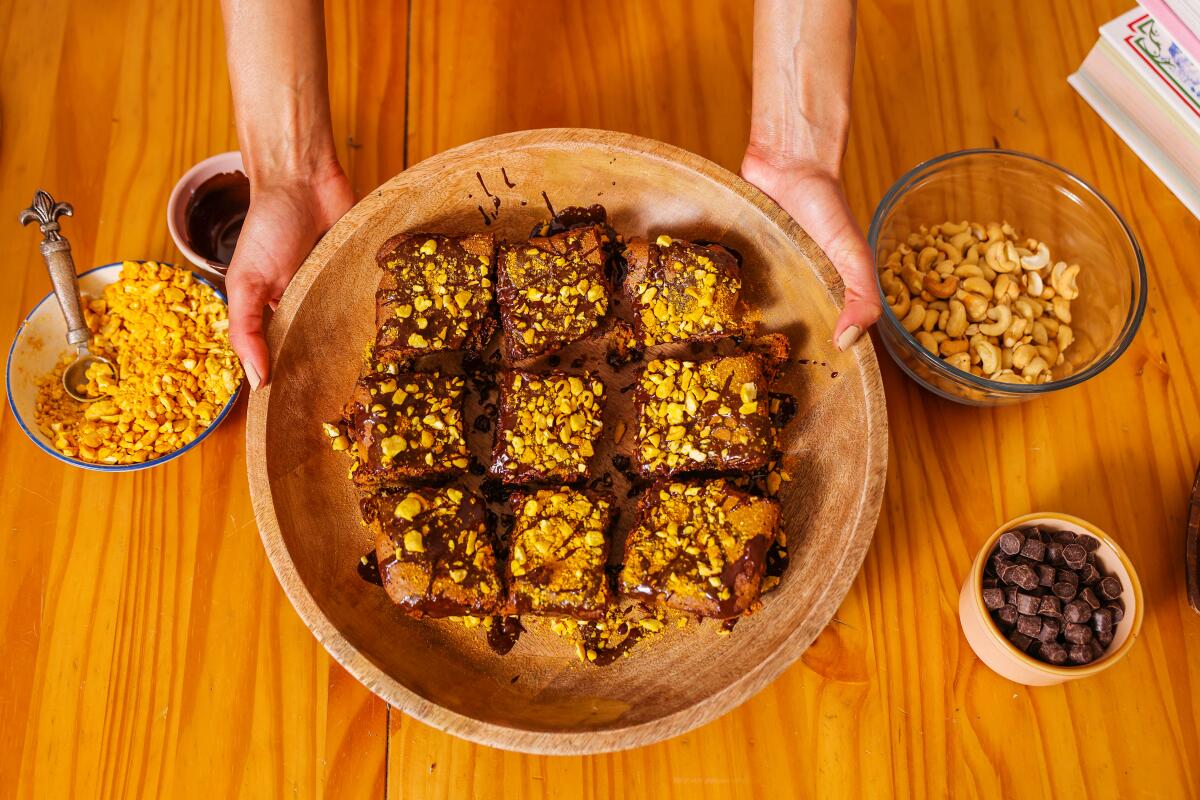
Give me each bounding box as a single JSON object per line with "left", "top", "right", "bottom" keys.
{"left": 816, "top": 206, "right": 883, "bottom": 352}
{"left": 226, "top": 268, "right": 273, "bottom": 390}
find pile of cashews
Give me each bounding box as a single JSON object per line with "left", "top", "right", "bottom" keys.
{"left": 879, "top": 220, "right": 1079, "bottom": 385}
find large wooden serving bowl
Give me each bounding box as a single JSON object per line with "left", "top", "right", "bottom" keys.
{"left": 247, "top": 129, "right": 887, "bottom": 754}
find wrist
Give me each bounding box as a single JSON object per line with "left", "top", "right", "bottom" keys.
{"left": 742, "top": 142, "right": 841, "bottom": 182}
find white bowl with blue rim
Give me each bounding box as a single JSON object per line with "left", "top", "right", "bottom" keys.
{"left": 5, "top": 262, "right": 242, "bottom": 471}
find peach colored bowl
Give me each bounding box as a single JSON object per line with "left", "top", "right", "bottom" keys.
{"left": 958, "top": 512, "right": 1144, "bottom": 686}
{"left": 166, "top": 150, "right": 245, "bottom": 280}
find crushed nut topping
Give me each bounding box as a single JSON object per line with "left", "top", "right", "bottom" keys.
{"left": 33, "top": 260, "right": 242, "bottom": 465}
{"left": 620, "top": 480, "right": 780, "bottom": 619}
{"left": 629, "top": 237, "right": 741, "bottom": 347}
{"left": 342, "top": 370, "right": 469, "bottom": 485}
{"left": 375, "top": 232, "right": 495, "bottom": 360}
{"left": 498, "top": 226, "right": 609, "bottom": 360}
{"left": 492, "top": 370, "right": 605, "bottom": 483}
{"left": 634, "top": 355, "right": 771, "bottom": 478}
{"left": 507, "top": 487, "right": 613, "bottom": 616}
{"left": 365, "top": 485, "right": 501, "bottom": 617}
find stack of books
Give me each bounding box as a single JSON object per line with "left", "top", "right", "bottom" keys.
{"left": 1070, "top": 3, "right": 1200, "bottom": 217}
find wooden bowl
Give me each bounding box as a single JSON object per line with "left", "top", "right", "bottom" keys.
{"left": 246, "top": 129, "right": 887, "bottom": 754}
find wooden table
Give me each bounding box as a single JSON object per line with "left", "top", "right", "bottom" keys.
{"left": 2, "top": 1, "right": 1197, "bottom": 797}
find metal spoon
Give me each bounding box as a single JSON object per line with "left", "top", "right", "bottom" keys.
{"left": 19, "top": 189, "right": 117, "bottom": 402}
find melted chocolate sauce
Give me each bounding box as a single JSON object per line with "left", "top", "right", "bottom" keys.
{"left": 357, "top": 551, "right": 384, "bottom": 586}
{"left": 487, "top": 616, "right": 524, "bottom": 655}
{"left": 765, "top": 541, "right": 790, "bottom": 579}
{"left": 769, "top": 392, "right": 799, "bottom": 429}
{"left": 184, "top": 170, "right": 249, "bottom": 266}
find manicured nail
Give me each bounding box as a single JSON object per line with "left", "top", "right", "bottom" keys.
{"left": 836, "top": 325, "right": 862, "bottom": 352}
{"left": 245, "top": 361, "right": 262, "bottom": 391}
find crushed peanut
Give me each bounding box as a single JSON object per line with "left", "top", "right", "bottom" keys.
{"left": 33, "top": 260, "right": 241, "bottom": 465}
{"left": 494, "top": 370, "right": 605, "bottom": 481}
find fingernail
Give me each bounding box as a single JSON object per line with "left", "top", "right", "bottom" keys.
{"left": 245, "top": 361, "right": 262, "bottom": 391}
{"left": 836, "top": 325, "right": 862, "bottom": 352}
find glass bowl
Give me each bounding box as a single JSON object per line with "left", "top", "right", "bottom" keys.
{"left": 867, "top": 149, "right": 1147, "bottom": 405}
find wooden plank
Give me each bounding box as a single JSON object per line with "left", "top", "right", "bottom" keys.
{"left": 0, "top": 1, "right": 394, "bottom": 797}
{"left": 391, "top": 0, "right": 1200, "bottom": 796}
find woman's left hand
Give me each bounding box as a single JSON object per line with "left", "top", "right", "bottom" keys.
{"left": 741, "top": 148, "right": 881, "bottom": 352}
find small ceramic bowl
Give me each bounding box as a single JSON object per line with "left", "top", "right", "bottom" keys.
{"left": 958, "top": 512, "right": 1143, "bottom": 685}
{"left": 166, "top": 150, "right": 246, "bottom": 279}
{"left": 5, "top": 262, "right": 241, "bottom": 472}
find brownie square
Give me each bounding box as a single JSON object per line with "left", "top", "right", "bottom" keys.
{"left": 374, "top": 232, "right": 496, "bottom": 362}
{"left": 344, "top": 370, "right": 470, "bottom": 487}
{"left": 490, "top": 370, "right": 605, "bottom": 484}
{"left": 633, "top": 354, "right": 772, "bottom": 479}
{"left": 365, "top": 485, "right": 502, "bottom": 617}
{"left": 497, "top": 225, "right": 610, "bottom": 360}
{"left": 505, "top": 487, "right": 614, "bottom": 619}
{"left": 624, "top": 235, "right": 742, "bottom": 347}
{"left": 619, "top": 480, "right": 780, "bottom": 619}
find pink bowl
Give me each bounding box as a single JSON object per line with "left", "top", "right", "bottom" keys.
{"left": 166, "top": 151, "right": 245, "bottom": 280}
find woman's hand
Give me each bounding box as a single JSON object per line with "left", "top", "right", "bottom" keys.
{"left": 226, "top": 164, "right": 354, "bottom": 389}
{"left": 741, "top": 149, "right": 881, "bottom": 351}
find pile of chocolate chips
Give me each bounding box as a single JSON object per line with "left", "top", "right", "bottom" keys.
{"left": 982, "top": 527, "right": 1125, "bottom": 666}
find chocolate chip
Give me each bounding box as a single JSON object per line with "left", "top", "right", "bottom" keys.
{"left": 1090, "top": 641, "right": 1106, "bottom": 661}
{"left": 1005, "top": 586, "right": 1019, "bottom": 606}
{"left": 1042, "top": 642, "right": 1068, "bottom": 664}
{"left": 983, "top": 587, "right": 1005, "bottom": 610}
{"left": 1046, "top": 542, "right": 1064, "bottom": 565}
{"left": 1079, "top": 586, "right": 1100, "bottom": 610}
{"left": 1064, "top": 599, "right": 1093, "bottom": 624}
{"left": 1052, "top": 582, "right": 1077, "bottom": 601}
{"left": 1064, "top": 622, "right": 1094, "bottom": 644}
{"left": 1011, "top": 565, "right": 1039, "bottom": 591}
{"left": 1069, "top": 643, "right": 1094, "bottom": 664}
{"left": 1092, "top": 607, "right": 1114, "bottom": 633}
{"left": 1078, "top": 563, "right": 1100, "bottom": 585}
{"left": 1096, "top": 628, "right": 1114, "bottom": 647}
{"left": 1079, "top": 535, "right": 1101, "bottom": 552}
{"left": 1038, "top": 595, "right": 1063, "bottom": 618}
{"left": 1008, "top": 630, "right": 1035, "bottom": 652}
{"left": 1099, "top": 575, "right": 1123, "bottom": 600}
{"left": 990, "top": 552, "right": 1011, "bottom": 575}
{"left": 997, "top": 604, "right": 1018, "bottom": 628}
{"left": 998, "top": 530, "right": 1025, "bottom": 556}
{"left": 1056, "top": 569, "right": 1079, "bottom": 587}
{"left": 1028, "top": 526, "right": 1048, "bottom": 543}
{"left": 982, "top": 575, "right": 999, "bottom": 589}
{"left": 1020, "top": 538, "right": 1046, "bottom": 562}
{"left": 1016, "top": 593, "right": 1041, "bottom": 615}
{"left": 1017, "top": 614, "right": 1042, "bottom": 637}
{"left": 1107, "top": 599, "right": 1125, "bottom": 623}
{"left": 1037, "top": 618, "right": 1062, "bottom": 642}
{"left": 1052, "top": 531, "right": 1078, "bottom": 544}
{"left": 1037, "top": 564, "right": 1056, "bottom": 587}
{"left": 1062, "top": 543, "right": 1087, "bottom": 569}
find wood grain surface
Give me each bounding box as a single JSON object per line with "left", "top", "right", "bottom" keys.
{"left": 1, "top": 0, "right": 1198, "bottom": 797}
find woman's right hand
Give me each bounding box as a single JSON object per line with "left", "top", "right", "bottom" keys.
{"left": 226, "top": 161, "right": 354, "bottom": 389}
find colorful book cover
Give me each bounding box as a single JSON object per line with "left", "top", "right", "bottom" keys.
{"left": 1101, "top": 9, "right": 1200, "bottom": 130}
{"left": 1139, "top": 0, "right": 1200, "bottom": 65}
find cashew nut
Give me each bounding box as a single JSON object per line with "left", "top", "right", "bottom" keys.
{"left": 1052, "top": 296, "right": 1072, "bottom": 323}
{"left": 1031, "top": 320, "right": 1048, "bottom": 345}
{"left": 945, "top": 300, "right": 967, "bottom": 338}
{"left": 1036, "top": 343, "right": 1059, "bottom": 364}
{"left": 900, "top": 301, "right": 927, "bottom": 333}
{"left": 962, "top": 276, "right": 994, "bottom": 300}
{"left": 954, "top": 263, "right": 984, "bottom": 279}
{"left": 1051, "top": 262, "right": 1080, "bottom": 300}
{"left": 889, "top": 285, "right": 911, "bottom": 319}
{"left": 940, "top": 220, "right": 968, "bottom": 236}
{"left": 1021, "top": 356, "right": 1049, "bottom": 380}
{"left": 972, "top": 336, "right": 1001, "bottom": 375}
{"left": 923, "top": 272, "right": 959, "bottom": 299}
{"left": 916, "top": 331, "right": 939, "bottom": 353}
{"left": 1003, "top": 315, "right": 1028, "bottom": 348}
{"left": 991, "top": 369, "right": 1027, "bottom": 384}
{"left": 940, "top": 338, "right": 969, "bottom": 356}
{"left": 881, "top": 269, "right": 904, "bottom": 300}
{"left": 1012, "top": 343, "right": 1038, "bottom": 371}
{"left": 1020, "top": 242, "right": 1050, "bottom": 270}
{"left": 957, "top": 290, "right": 989, "bottom": 322}
{"left": 1056, "top": 323, "right": 1074, "bottom": 353}
{"left": 1041, "top": 316, "right": 1060, "bottom": 338}
{"left": 936, "top": 239, "right": 963, "bottom": 263}
{"left": 917, "top": 246, "right": 939, "bottom": 271}
{"left": 978, "top": 304, "right": 1012, "bottom": 336}
{"left": 945, "top": 352, "right": 972, "bottom": 372}
{"left": 935, "top": 259, "right": 955, "bottom": 276}
{"left": 901, "top": 264, "right": 924, "bottom": 294}
{"left": 949, "top": 230, "right": 976, "bottom": 253}
{"left": 1014, "top": 297, "right": 1040, "bottom": 320}
{"left": 1025, "top": 269, "right": 1044, "bottom": 297}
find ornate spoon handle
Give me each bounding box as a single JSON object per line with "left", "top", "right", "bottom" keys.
{"left": 19, "top": 189, "right": 89, "bottom": 348}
